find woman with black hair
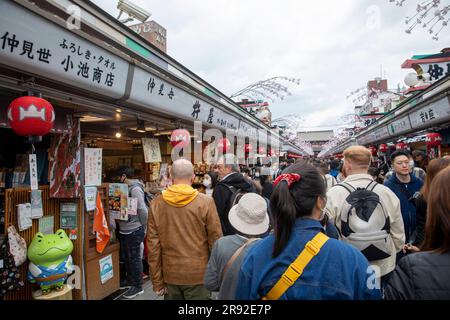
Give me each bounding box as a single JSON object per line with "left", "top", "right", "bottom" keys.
{"left": 235, "top": 161, "right": 381, "bottom": 300}
{"left": 203, "top": 171, "right": 219, "bottom": 197}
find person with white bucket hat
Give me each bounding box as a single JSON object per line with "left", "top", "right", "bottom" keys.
{"left": 204, "top": 193, "right": 270, "bottom": 300}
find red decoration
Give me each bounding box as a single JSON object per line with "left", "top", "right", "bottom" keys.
{"left": 7, "top": 96, "right": 55, "bottom": 136}
{"left": 217, "top": 138, "right": 231, "bottom": 153}
{"left": 426, "top": 133, "right": 443, "bottom": 148}
{"left": 245, "top": 144, "right": 253, "bottom": 153}
{"left": 395, "top": 142, "right": 408, "bottom": 150}
{"left": 368, "top": 146, "right": 377, "bottom": 156}
{"left": 257, "top": 146, "right": 266, "bottom": 154}
{"left": 170, "top": 129, "right": 190, "bottom": 148}
{"left": 378, "top": 144, "right": 388, "bottom": 155}
{"left": 268, "top": 148, "right": 280, "bottom": 157}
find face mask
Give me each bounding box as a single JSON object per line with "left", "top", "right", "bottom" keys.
{"left": 203, "top": 178, "right": 212, "bottom": 188}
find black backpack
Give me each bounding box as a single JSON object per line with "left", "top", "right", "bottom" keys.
{"left": 337, "top": 180, "right": 392, "bottom": 261}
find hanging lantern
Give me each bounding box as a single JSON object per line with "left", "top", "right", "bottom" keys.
{"left": 244, "top": 144, "right": 253, "bottom": 153}
{"left": 257, "top": 146, "right": 266, "bottom": 154}
{"left": 425, "top": 133, "right": 443, "bottom": 148}
{"left": 170, "top": 129, "right": 190, "bottom": 148}
{"left": 368, "top": 146, "right": 377, "bottom": 156}
{"left": 217, "top": 138, "right": 231, "bottom": 153}
{"left": 378, "top": 143, "right": 388, "bottom": 155}
{"left": 7, "top": 96, "right": 55, "bottom": 137}
{"left": 395, "top": 141, "right": 408, "bottom": 150}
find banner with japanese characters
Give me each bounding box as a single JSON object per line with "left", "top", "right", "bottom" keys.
{"left": 128, "top": 67, "right": 240, "bottom": 133}
{"left": 0, "top": 1, "right": 129, "bottom": 99}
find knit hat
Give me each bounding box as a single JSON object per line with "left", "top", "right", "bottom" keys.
{"left": 228, "top": 193, "right": 270, "bottom": 236}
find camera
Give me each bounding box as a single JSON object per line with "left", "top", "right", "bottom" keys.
{"left": 117, "top": 0, "right": 151, "bottom": 23}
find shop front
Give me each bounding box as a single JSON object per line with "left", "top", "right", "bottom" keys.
{"left": 0, "top": 0, "right": 282, "bottom": 300}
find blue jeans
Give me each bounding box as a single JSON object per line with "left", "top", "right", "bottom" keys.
{"left": 120, "top": 228, "right": 145, "bottom": 290}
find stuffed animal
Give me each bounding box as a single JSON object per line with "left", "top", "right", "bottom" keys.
{"left": 27, "top": 230, "right": 74, "bottom": 294}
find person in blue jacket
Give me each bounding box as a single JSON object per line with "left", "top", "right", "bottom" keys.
{"left": 235, "top": 161, "right": 381, "bottom": 300}
{"left": 384, "top": 150, "right": 423, "bottom": 245}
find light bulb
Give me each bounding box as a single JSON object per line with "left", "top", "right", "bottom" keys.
{"left": 115, "top": 132, "right": 122, "bottom": 138}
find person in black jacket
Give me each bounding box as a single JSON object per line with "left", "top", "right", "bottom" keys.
{"left": 384, "top": 166, "right": 450, "bottom": 300}
{"left": 213, "top": 154, "right": 255, "bottom": 236}
{"left": 411, "top": 158, "right": 450, "bottom": 249}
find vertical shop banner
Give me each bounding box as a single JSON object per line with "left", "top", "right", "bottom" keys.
{"left": 142, "top": 138, "right": 162, "bottom": 163}
{"left": 49, "top": 116, "right": 81, "bottom": 198}
{"left": 60, "top": 202, "right": 78, "bottom": 229}
{"left": 29, "top": 154, "right": 38, "bottom": 190}
{"left": 84, "top": 148, "right": 102, "bottom": 186}
{"left": 99, "top": 254, "right": 113, "bottom": 284}
{"left": 108, "top": 183, "right": 128, "bottom": 221}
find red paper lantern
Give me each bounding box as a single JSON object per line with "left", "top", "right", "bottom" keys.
{"left": 170, "top": 129, "right": 190, "bottom": 148}
{"left": 368, "top": 146, "right": 377, "bottom": 156}
{"left": 217, "top": 138, "right": 231, "bottom": 153}
{"left": 7, "top": 96, "right": 55, "bottom": 137}
{"left": 245, "top": 144, "right": 253, "bottom": 153}
{"left": 395, "top": 142, "right": 408, "bottom": 150}
{"left": 378, "top": 144, "right": 388, "bottom": 155}
{"left": 426, "top": 133, "right": 443, "bottom": 148}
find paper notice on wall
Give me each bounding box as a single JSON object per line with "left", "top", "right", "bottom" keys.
{"left": 84, "top": 148, "right": 102, "bottom": 186}
{"left": 29, "top": 154, "right": 38, "bottom": 190}
{"left": 84, "top": 186, "right": 97, "bottom": 212}
{"left": 99, "top": 254, "right": 114, "bottom": 284}
{"left": 142, "top": 138, "right": 162, "bottom": 163}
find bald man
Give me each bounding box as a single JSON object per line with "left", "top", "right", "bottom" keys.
{"left": 147, "top": 159, "right": 223, "bottom": 300}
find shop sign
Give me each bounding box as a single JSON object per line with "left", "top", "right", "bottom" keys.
{"left": 128, "top": 67, "right": 239, "bottom": 132}
{"left": 238, "top": 120, "right": 258, "bottom": 140}
{"left": 409, "top": 97, "right": 450, "bottom": 129}
{"left": 0, "top": 1, "right": 129, "bottom": 99}
{"left": 417, "top": 62, "right": 450, "bottom": 82}
{"left": 388, "top": 116, "right": 411, "bottom": 137}
{"left": 372, "top": 126, "right": 389, "bottom": 142}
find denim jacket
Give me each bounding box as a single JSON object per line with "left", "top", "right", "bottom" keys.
{"left": 235, "top": 218, "right": 381, "bottom": 300}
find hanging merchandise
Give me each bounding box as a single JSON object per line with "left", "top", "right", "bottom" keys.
{"left": 7, "top": 95, "right": 55, "bottom": 137}
{"left": 49, "top": 116, "right": 81, "bottom": 198}
{"left": 17, "top": 203, "right": 32, "bottom": 231}
{"left": 27, "top": 230, "right": 74, "bottom": 295}
{"left": 30, "top": 189, "right": 44, "bottom": 219}
{"left": 170, "top": 129, "right": 190, "bottom": 149}
{"left": 0, "top": 238, "right": 25, "bottom": 297}
{"left": 7, "top": 225, "right": 27, "bottom": 267}
{"left": 426, "top": 132, "right": 443, "bottom": 159}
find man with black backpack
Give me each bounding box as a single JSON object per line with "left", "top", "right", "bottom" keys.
{"left": 213, "top": 154, "right": 256, "bottom": 236}
{"left": 324, "top": 146, "right": 405, "bottom": 289}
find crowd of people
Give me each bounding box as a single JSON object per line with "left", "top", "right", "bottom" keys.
{"left": 114, "top": 146, "right": 450, "bottom": 300}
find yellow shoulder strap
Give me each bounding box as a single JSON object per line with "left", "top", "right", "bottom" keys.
{"left": 262, "top": 232, "right": 329, "bottom": 300}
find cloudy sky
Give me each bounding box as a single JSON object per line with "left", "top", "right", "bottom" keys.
{"left": 92, "top": 0, "right": 449, "bottom": 131}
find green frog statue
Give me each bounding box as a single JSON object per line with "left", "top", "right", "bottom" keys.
{"left": 27, "top": 230, "right": 74, "bottom": 295}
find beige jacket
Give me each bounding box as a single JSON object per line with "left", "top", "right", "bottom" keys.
{"left": 147, "top": 192, "right": 223, "bottom": 291}
{"left": 325, "top": 174, "right": 405, "bottom": 276}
